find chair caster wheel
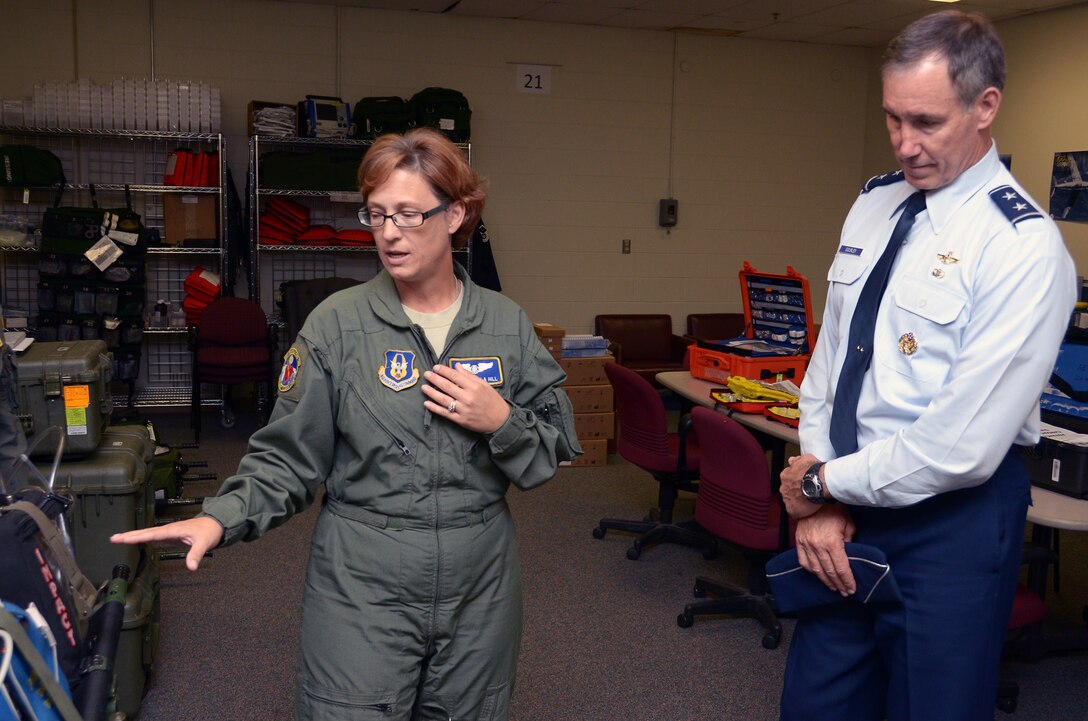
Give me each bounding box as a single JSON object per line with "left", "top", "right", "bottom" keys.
{"left": 762, "top": 632, "right": 781, "bottom": 650}
{"left": 626, "top": 545, "right": 641, "bottom": 561}
{"left": 592, "top": 527, "right": 605, "bottom": 540}
{"left": 677, "top": 613, "right": 693, "bottom": 628}
{"left": 693, "top": 582, "right": 706, "bottom": 598}
{"left": 220, "top": 408, "right": 236, "bottom": 428}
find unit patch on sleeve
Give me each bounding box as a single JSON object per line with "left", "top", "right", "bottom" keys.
{"left": 450, "top": 356, "right": 504, "bottom": 386}
{"left": 379, "top": 349, "right": 420, "bottom": 391}
{"left": 279, "top": 346, "right": 303, "bottom": 393}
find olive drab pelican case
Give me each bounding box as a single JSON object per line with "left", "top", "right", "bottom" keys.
{"left": 15, "top": 340, "right": 112, "bottom": 457}
{"left": 38, "top": 424, "right": 155, "bottom": 587}
{"left": 114, "top": 553, "right": 161, "bottom": 719}
{"left": 689, "top": 262, "right": 815, "bottom": 384}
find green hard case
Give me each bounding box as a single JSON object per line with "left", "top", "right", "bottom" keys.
{"left": 15, "top": 340, "right": 112, "bottom": 457}
{"left": 42, "top": 424, "right": 155, "bottom": 586}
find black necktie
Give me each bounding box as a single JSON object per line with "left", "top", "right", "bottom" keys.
{"left": 829, "top": 191, "right": 926, "bottom": 457}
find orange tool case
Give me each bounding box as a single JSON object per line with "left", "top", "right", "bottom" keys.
{"left": 689, "top": 261, "right": 815, "bottom": 384}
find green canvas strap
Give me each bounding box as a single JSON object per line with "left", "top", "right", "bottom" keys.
{"left": 4, "top": 500, "right": 100, "bottom": 623}
{"left": 0, "top": 606, "right": 84, "bottom": 721}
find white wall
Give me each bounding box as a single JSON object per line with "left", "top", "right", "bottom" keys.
{"left": 2, "top": 0, "right": 875, "bottom": 332}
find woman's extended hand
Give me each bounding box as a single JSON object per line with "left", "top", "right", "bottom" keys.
{"left": 422, "top": 363, "right": 510, "bottom": 434}
{"left": 111, "top": 516, "right": 224, "bottom": 572}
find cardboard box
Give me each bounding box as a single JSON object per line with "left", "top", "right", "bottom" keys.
{"left": 533, "top": 322, "right": 565, "bottom": 339}
{"left": 564, "top": 438, "right": 607, "bottom": 467}
{"left": 565, "top": 384, "right": 613, "bottom": 413}
{"left": 560, "top": 355, "right": 613, "bottom": 386}
{"left": 163, "top": 194, "right": 218, "bottom": 246}
{"left": 574, "top": 412, "right": 614, "bottom": 440}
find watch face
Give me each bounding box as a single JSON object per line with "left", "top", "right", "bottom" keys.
{"left": 802, "top": 472, "right": 820, "bottom": 499}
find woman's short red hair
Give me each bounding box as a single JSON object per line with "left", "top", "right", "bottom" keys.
{"left": 357, "top": 128, "right": 487, "bottom": 248}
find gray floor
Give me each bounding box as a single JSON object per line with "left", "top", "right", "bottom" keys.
{"left": 128, "top": 407, "right": 1088, "bottom": 721}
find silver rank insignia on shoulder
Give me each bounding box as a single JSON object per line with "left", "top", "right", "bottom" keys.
{"left": 937, "top": 250, "right": 959, "bottom": 264}
{"left": 379, "top": 349, "right": 420, "bottom": 391}
{"left": 450, "top": 356, "right": 504, "bottom": 386}
{"left": 931, "top": 268, "right": 945, "bottom": 279}
{"left": 898, "top": 332, "right": 918, "bottom": 355}
{"left": 989, "top": 185, "right": 1044, "bottom": 225}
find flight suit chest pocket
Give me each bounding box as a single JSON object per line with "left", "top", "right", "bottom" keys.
{"left": 876, "top": 276, "right": 966, "bottom": 383}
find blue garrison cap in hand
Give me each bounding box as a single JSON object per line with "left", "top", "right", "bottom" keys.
{"left": 765, "top": 542, "right": 903, "bottom": 613}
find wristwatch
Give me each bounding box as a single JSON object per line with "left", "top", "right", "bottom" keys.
{"left": 801, "top": 462, "right": 835, "bottom": 504}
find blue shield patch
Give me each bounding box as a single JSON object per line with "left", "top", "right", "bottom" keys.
{"left": 450, "top": 356, "right": 504, "bottom": 386}
{"left": 379, "top": 349, "right": 420, "bottom": 391}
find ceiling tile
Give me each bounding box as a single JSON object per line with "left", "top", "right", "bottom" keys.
{"left": 794, "top": 0, "right": 937, "bottom": 26}
{"left": 449, "top": 0, "right": 549, "bottom": 20}
{"left": 520, "top": 3, "right": 629, "bottom": 24}
{"left": 251, "top": 0, "right": 1088, "bottom": 48}
{"left": 737, "top": 20, "right": 844, "bottom": 42}
{"left": 596, "top": 8, "right": 704, "bottom": 28}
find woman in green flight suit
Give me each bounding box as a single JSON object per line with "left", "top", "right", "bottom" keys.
{"left": 113, "top": 128, "right": 581, "bottom": 720}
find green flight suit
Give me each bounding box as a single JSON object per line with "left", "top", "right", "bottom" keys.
{"left": 201, "top": 265, "right": 580, "bottom": 720}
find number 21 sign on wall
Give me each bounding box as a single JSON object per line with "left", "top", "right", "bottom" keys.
{"left": 516, "top": 65, "right": 552, "bottom": 95}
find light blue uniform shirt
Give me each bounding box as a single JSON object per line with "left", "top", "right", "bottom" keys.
{"left": 800, "top": 143, "right": 1077, "bottom": 507}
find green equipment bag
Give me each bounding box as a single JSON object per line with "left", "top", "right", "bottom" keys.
{"left": 409, "top": 87, "right": 471, "bottom": 142}
{"left": 259, "top": 148, "right": 366, "bottom": 191}
{"left": 41, "top": 185, "right": 147, "bottom": 256}
{"left": 349, "top": 96, "right": 414, "bottom": 139}
{"left": 0, "top": 144, "right": 66, "bottom": 188}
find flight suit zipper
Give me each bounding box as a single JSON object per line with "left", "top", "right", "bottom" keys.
{"left": 362, "top": 703, "right": 392, "bottom": 714}
{"left": 408, "top": 323, "right": 445, "bottom": 639}
{"left": 348, "top": 382, "right": 412, "bottom": 457}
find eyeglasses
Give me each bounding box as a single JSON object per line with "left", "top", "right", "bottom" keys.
{"left": 358, "top": 202, "right": 448, "bottom": 229}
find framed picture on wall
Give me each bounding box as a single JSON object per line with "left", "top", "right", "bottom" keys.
{"left": 1049, "top": 151, "right": 1088, "bottom": 222}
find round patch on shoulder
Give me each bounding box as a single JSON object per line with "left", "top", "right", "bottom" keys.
{"left": 278, "top": 347, "right": 302, "bottom": 393}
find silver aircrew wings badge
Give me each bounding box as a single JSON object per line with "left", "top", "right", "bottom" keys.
{"left": 380, "top": 349, "right": 420, "bottom": 391}
{"left": 449, "top": 356, "right": 504, "bottom": 386}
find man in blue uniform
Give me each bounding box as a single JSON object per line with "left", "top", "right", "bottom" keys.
{"left": 777, "top": 11, "right": 1076, "bottom": 721}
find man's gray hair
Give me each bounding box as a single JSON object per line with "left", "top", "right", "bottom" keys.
{"left": 883, "top": 10, "right": 1005, "bottom": 108}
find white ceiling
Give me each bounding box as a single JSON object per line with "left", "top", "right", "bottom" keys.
{"left": 275, "top": 0, "right": 1088, "bottom": 47}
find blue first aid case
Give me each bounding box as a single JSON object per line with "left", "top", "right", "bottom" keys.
{"left": 1040, "top": 338, "right": 1088, "bottom": 430}
{"left": 297, "top": 95, "right": 352, "bottom": 138}
{"left": 1024, "top": 337, "right": 1088, "bottom": 498}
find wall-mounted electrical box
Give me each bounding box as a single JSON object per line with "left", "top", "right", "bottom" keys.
{"left": 659, "top": 198, "right": 678, "bottom": 227}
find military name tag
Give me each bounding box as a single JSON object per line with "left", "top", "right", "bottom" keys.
{"left": 450, "top": 356, "right": 504, "bottom": 386}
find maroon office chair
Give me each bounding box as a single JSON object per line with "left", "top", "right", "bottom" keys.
{"left": 592, "top": 362, "right": 716, "bottom": 560}
{"left": 190, "top": 296, "right": 276, "bottom": 443}
{"left": 996, "top": 542, "right": 1060, "bottom": 713}
{"left": 676, "top": 406, "right": 793, "bottom": 648}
